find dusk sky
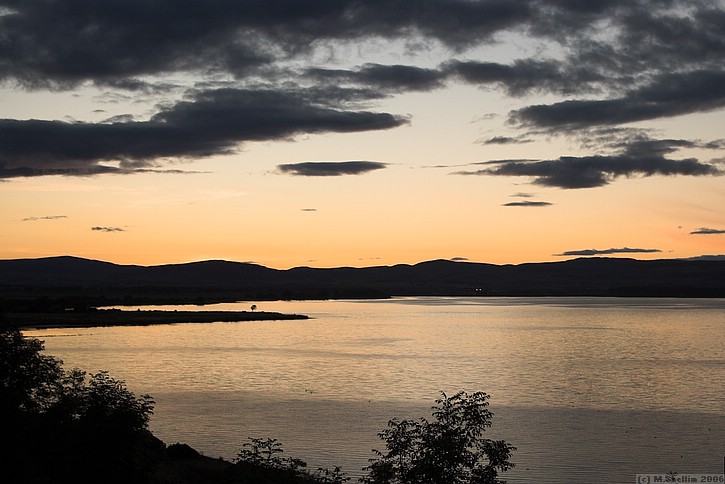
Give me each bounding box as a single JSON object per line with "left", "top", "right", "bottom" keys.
{"left": 2, "top": 0, "right": 724, "bottom": 268}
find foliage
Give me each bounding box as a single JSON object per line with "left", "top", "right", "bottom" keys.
{"left": 0, "top": 325, "right": 64, "bottom": 415}
{"left": 314, "top": 465, "right": 351, "bottom": 483}
{"left": 54, "top": 368, "right": 155, "bottom": 433}
{"left": 235, "top": 438, "right": 352, "bottom": 483}
{"left": 234, "top": 437, "right": 310, "bottom": 482}
{"left": 362, "top": 391, "right": 516, "bottom": 484}
{"left": 0, "top": 326, "right": 162, "bottom": 483}
{"left": 237, "top": 437, "right": 288, "bottom": 468}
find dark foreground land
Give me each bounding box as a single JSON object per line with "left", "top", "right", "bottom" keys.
{"left": 150, "top": 444, "right": 330, "bottom": 484}
{"left": 6, "top": 309, "right": 308, "bottom": 329}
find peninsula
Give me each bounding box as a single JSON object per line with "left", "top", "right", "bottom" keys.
{"left": 7, "top": 309, "right": 309, "bottom": 329}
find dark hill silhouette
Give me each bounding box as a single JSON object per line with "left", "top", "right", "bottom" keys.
{"left": 1, "top": 256, "right": 724, "bottom": 309}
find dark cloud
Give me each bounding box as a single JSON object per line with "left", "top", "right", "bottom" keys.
{"left": 445, "top": 59, "right": 599, "bottom": 96}
{"left": 301, "top": 208, "right": 318, "bottom": 212}
{"left": 91, "top": 226, "right": 125, "bottom": 232}
{"left": 309, "top": 58, "right": 600, "bottom": 98}
{"left": 455, "top": 138, "right": 722, "bottom": 189}
{"left": 703, "top": 140, "right": 725, "bottom": 150}
{"left": 100, "top": 114, "right": 136, "bottom": 124}
{"left": 0, "top": 88, "right": 406, "bottom": 178}
{"left": 683, "top": 254, "right": 725, "bottom": 261}
{"left": 482, "top": 136, "right": 532, "bottom": 145}
{"left": 502, "top": 201, "right": 552, "bottom": 207}
{"left": 510, "top": 192, "right": 533, "bottom": 198}
{"left": 0, "top": 164, "right": 125, "bottom": 178}
{"left": 534, "top": 3, "right": 725, "bottom": 91}
{"left": 1, "top": 0, "right": 724, "bottom": 185}
{"left": 0, "top": 0, "right": 540, "bottom": 87}
{"left": 690, "top": 228, "right": 725, "bottom": 235}
{"left": 0, "top": 164, "right": 202, "bottom": 178}
{"left": 554, "top": 247, "right": 662, "bottom": 257}
{"left": 593, "top": 4, "right": 725, "bottom": 75}
{"left": 307, "top": 64, "right": 446, "bottom": 93}
{"left": 277, "top": 161, "right": 387, "bottom": 177}
{"left": 97, "top": 78, "right": 181, "bottom": 94}
{"left": 153, "top": 88, "right": 406, "bottom": 142}
{"left": 0, "top": 1, "right": 270, "bottom": 87}
{"left": 512, "top": 70, "right": 725, "bottom": 130}
{"left": 22, "top": 215, "right": 68, "bottom": 221}
{"left": 450, "top": 257, "right": 469, "bottom": 261}
{"left": 3, "top": 0, "right": 711, "bottom": 89}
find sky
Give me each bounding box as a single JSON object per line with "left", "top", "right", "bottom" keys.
{"left": 1, "top": 0, "right": 724, "bottom": 269}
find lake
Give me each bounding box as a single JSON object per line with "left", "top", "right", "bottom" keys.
{"left": 24, "top": 297, "right": 725, "bottom": 483}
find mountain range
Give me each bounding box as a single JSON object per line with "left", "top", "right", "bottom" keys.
{"left": 2, "top": 256, "right": 725, "bottom": 310}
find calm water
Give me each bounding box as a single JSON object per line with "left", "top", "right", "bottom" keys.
{"left": 24, "top": 297, "right": 725, "bottom": 483}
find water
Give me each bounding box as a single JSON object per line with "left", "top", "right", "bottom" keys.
{"left": 24, "top": 297, "right": 725, "bottom": 483}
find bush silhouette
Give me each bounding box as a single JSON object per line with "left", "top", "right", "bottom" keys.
{"left": 363, "top": 391, "right": 515, "bottom": 484}
{"left": 1, "top": 326, "right": 162, "bottom": 483}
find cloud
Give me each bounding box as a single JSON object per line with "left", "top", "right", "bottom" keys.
{"left": 481, "top": 136, "right": 532, "bottom": 145}
{"left": 22, "top": 215, "right": 68, "bottom": 221}
{"left": 554, "top": 247, "right": 662, "bottom": 257}
{"left": 0, "top": 0, "right": 543, "bottom": 88}
{"left": 444, "top": 59, "right": 596, "bottom": 96}
{"left": 301, "top": 208, "right": 318, "bottom": 212}
{"left": 91, "top": 226, "right": 125, "bottom": 233}
{"left": 682, "top": 255, "right": 725, "bottom": 261}
{"left": 3, "top": 1, "right": 715, "bottom": 94}
{"left": 307, "top": 64, "right": 446, "bottom": 93}
{"left": 0, "top": 1, "right": 269, "bottom": 87}
{"left": 450, "top": 257, "right": 469, "bottom": 261}
{"left": 277, "top": 161, "right": 387, "bottom": 176}
{"left": 512, "top": 71, "right": 725, "bottom": 130}
{"left": 502, "top": 201, "right": 552, "bottom": 207}
{"left": 1, "top": 0, "right": 724, "bottom": 185}
{"left": 690, "top": 227, "right": 725, "bottom": 235}
{"left": 455, "top": 138, "right": 722, "bottom": 189}
{"left": 100, "top": 114, "right": 137, "bottom": 124}
{"left": 0, "top": 88, "right": 406, "bottom": 178}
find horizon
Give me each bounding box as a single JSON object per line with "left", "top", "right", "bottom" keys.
{"left": 3, "top": 252, "right": 725, "bottom": 271}
{"left": 2, "top": 1, "right": 724, "bottom": 267}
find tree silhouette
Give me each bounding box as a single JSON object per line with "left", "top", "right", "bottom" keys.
{"left": 1, "top": 326, "right": 162, "bottom": 483}
{"left": 0, "top": 325, "right": 64, "bottom": 415}
{"left": 363, "top": 391, "right": 515, "bottom": 484}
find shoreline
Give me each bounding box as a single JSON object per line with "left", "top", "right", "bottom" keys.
{"left": 8, "top": 309, "right": 309, "bottom": 329}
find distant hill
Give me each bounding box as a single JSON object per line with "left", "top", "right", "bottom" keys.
{"left": 1, "top": 256, "right": 724, "bottom": 309}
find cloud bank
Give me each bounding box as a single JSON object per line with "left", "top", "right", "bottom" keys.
{"left": 456, "top": 138, "right": 722, "bottom": 189}
{"left": 0, "top": 89, "right": 405, "bottom": 178}
{"left": 0, "top": 0, "right": 723, "bottom": 185}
